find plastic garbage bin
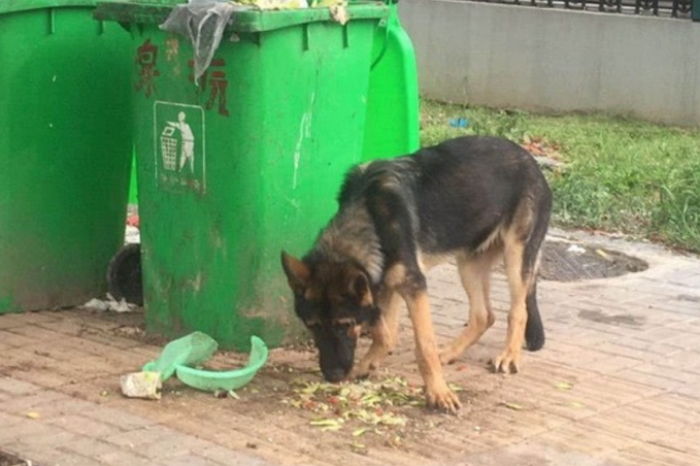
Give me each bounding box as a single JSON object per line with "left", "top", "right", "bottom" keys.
{"left": 95, "top": 1, "right": 388, "bottom": 350}
{"left": 122, "top": 1, "right": 419, "bottom": 207}
{"left": 0, "top": 0, "right": 134, "bottom": 314}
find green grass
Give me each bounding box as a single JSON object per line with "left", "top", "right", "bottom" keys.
{"left": 420, "top": 100, "right": 700, "bottom": 253}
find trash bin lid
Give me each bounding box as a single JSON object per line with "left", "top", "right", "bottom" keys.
{"left": 94, "top": 1, "right": 388, "bottom": 33}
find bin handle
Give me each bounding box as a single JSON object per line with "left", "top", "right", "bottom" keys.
{"left": 370, "top": 0, "right": 399, "bottom": 70}
{"left": 370, "top": 15, "right": 390, "bottom": 70}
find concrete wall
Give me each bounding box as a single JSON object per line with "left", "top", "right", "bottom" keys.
{"left": 400, "top": 0, "right": 700, "bottom": 126}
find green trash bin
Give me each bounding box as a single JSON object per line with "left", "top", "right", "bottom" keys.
{"left": 95, "top": 2, "right": 388, "bottom": 350}
{"left": 0, "top": 0, "right": 133, "bottom": 314}
{"left": 123, "top": 1, "right": 418, "bottom": 206}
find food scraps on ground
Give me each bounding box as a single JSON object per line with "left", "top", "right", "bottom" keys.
{"left": 500, "top": 401, "right": 525, "bottom": 411}
{"left": 282, "top": 376, "right": 461, "bottom": 437}
{"left": 554, "top": 381, "right": 574, "bottom": 390}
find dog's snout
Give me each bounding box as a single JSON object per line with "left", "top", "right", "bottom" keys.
{"left": 323, "top": 367, "right": 348, "bottom": 383}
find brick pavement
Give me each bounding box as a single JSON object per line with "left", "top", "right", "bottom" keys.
{"left": 1, "top": 228, "right": 699, "bottom": 465}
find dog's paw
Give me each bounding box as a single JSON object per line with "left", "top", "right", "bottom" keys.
{"left": 439, "top": 346, "right": 460, "bottom": 365}
{"left": 492, "top": 348, "right": 521, "bottom": 374}
{"left": 350, "top": 358, "right": 377, "bottom": 380}
{"left": 425, "top": 381, "right": 461, "bottom": 413}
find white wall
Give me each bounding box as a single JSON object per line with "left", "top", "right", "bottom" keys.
{"left": 400, "top": 0, "right": 700, "bottom": 126}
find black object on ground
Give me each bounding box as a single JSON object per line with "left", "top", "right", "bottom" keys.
{"left": 107, "top": 243, "right": 143, "bottom": 306}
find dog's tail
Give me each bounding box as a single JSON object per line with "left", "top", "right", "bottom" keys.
{"left": 522, "top": 183, "right": 551, "bottom": 352}
{"left": 525, "top": 282, "right": 545, "bottom": 351}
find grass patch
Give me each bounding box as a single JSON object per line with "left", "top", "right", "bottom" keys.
{"left": 420, "top": 100, "right": 700, "bottom": 253}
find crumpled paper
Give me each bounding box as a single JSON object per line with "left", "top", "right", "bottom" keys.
{"left": 120, "top": 371, "right": 163, "bottom": 400}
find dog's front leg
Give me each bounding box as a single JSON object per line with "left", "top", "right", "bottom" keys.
{"left": 404, "top": 289, "right": 461, "bottom": 412}
{"left": 352, "top": 291, "right": 401, "bottom": 379}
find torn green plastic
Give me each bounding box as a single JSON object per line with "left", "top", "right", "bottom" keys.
{"left": 175, "top": 336, "right": 268, "bottom": 392}
{"left": 142, "top": 331, "right": 219, "bottom": 381}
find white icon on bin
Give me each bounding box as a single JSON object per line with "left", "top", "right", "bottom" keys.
{"left": 160, "top": 111, "right": 195, "bottom": 173}
{"left": 160, "top": 125, "right": 178, "bottom": 171}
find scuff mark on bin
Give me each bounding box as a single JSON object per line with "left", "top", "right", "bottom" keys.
{"left": 292, "top": 92, "right": 315, "bottom": 189}
{"left": 286, "top": 197, "right": 301, "bottom": 210}
{"left": 190, "top": 272, "right": 203, "bottom": 292}
{"left": 165, "top": 37, "right": 181, "bottom": 77}
{"left": 165, "top": 37, "right": 180, "bottom": 61}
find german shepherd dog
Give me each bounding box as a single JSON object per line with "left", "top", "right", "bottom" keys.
{"left": 282, "top": 136, "right": 552, "bottom": 411}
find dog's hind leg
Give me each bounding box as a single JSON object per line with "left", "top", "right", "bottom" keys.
{"left": 493, "top": 232, "right": 530, "bottom": 374}
{"left": 439, "top": 249, "right": 499, "bottom": 365}
{"left": 352, "top": 290, "right": 402, "bottom": 378}
{"left": 493, "top": 194, "right": 549, "bottom": 373}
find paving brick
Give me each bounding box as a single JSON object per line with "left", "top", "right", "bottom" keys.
{"left": 137, "top": 437, "right": 193, "bottom": 459}
{"left": 156, "top": 453, "right": 223, "bottom": 466}
{"left": 5, "top": 369, "right": 74, "bottom": 389}
{"left": 0, "top": 313, "right": 26, "bottom": 329}
{"left": 103, "top": 426, "right": 172, "bottom": 448}
{"left": 96, "top": 449, "right": 153, "bottom": 466}
{"left": 0, "top": 390, "right": 66, "bottom": 415}
{"left": 17, "top": 429, "right": 81, "bottom": 451}
{"left": 533, "top": 422, "right": 640, "bottom": 455}
{"left": 4, "top": 325, "right": 72, "bottom": 343}
{"left": 0, "top": 312, "right": 61, "bottom": 330}
{"left": 616, "top": 443, "right": 700, "bottom": 466}
{"left": 632, "top": 363, "right": 699, "bottom": 384}
{"left": 82, "top": 405, "right": 154, "bottom": 432}
{"left": 199, "top": 445, "right": 273, "bottom": 466}
{"left": 615, "top": 368, "right": 685, "bottom": 390}
{"left": 6, "top": 442, "right": 93, "bottom": 466}
{"left": 0, "top": 411, "right": 24, "bottom": 430}
{"left": 594, "top": 375, "right": 665, "bottom": 399}
{"left": 25, "top": 396, "right": 96, "bottom": 420}
{"left": 59, "top": 436, "right": 121, "bottom": 459}
{"left": 49, "top": 414, "right": 122, "bottom": 438}
{"left": 665, "top": 332, "right": 700, "bottom": 352}
{"left": 0, "top": 376, "right": 40, "bottom": 395}
{"left": 672, "top": 383, "right": 700, "bottom": 399}
{"left": 0, "top": 418, "right": 57, "bottom": 444}
{"left": 587, "top": 354, "right": 643, "bottom": 373}
{"left": 35, "top": 316, "right": 87, "bottom": 336}
{"left": 595, "top": 342, "right": 660, "bottom": 362}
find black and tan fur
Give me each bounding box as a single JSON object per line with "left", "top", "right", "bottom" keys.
{"left": 282, "top": 136, "right": 552, "bottom": 411}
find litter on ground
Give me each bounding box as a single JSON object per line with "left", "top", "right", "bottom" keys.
{"left": 83, "top": 294, "right": 137, "bottom": 313}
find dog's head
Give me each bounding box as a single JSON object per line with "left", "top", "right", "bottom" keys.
{"left": 281, "top": 251, "right": 379, "bottom": 382}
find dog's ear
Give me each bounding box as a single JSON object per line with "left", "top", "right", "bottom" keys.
{"left": 348, "top": 269, "right": 373, "bottom": 307}
{"left": 281, "top": 251, "right": 310, "bottom": 293}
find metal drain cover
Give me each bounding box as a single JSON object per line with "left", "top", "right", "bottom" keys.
{"left": 538, "top": 241, "right": 648, "bottom": 282}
